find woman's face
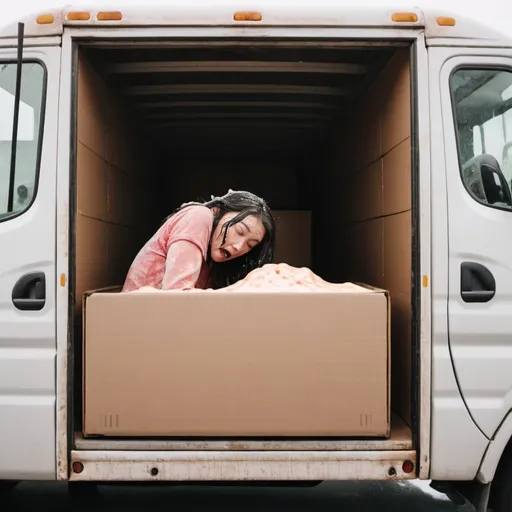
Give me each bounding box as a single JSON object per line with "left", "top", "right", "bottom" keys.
{"left": 210, "top": 212, "right": 265, "bottom": 263}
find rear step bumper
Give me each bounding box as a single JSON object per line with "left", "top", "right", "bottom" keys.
{"left": 70, "top": 450, "right": 417, "bottom": 482}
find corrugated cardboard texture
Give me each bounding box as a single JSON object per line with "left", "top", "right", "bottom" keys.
{"left": 314, "top": 48, "right": 412, "bottom": 425}
{"left": 272, "top": 211, "right": 311, "bottom": 267}
{"left": 75, "top": 49, "right": 155, "bottom": 314}
{"left": 83, "top": 288, "right": 390, "bottom": 437}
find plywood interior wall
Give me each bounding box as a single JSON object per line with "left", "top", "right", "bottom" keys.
{"left": 75, "top": 49, "right": 157, "bottom": 314}
{"left": 315, "top": 48, "right": 412, "bottom": 425}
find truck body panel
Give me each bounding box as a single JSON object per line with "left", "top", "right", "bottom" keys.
{"left": 0, "top": 45, "right": 61, "bottom": 480}
{"left": 0, "top": 2, "right": 512, "bottom": 487}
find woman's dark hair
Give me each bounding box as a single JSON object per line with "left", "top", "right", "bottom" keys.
{"left": 170, "top": 190, "right": 276, "bottom": 288}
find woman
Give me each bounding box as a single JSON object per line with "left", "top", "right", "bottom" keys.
{"left": 122, "top": 190, "right": 276, "bottom": 292}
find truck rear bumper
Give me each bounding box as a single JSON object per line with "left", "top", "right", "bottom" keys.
{"left": 69, "top": 450, "right": 417, "bottom": 482}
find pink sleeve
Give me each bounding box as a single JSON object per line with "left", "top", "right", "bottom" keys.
{"left": 165, "top": 206, "right": 213, "bottom": 261}
{"left": 161, "top": 240, "right": 204, "bottom": 290}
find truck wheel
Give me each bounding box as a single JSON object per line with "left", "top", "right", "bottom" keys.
{"left": 0, "top": 481, "right": 17, "bottom": 494}
{"left": 68, "top": 482, "right": 100, "bottom": 505}
{"left": 0, "top": 481, "right": 17, "bottom": 505}
{"left": 490, "top": 447, "right": 512, "bottom": 512}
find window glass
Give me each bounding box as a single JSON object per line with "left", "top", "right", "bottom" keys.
{"left": 451, "top": 68, "right": 512, "bottom": 210}
{"left": 0, "top": 62, "right": 45, "bottom": 220}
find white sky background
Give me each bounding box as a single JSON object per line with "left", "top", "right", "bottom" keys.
{"left": 2, "top": 0, "right": 512, "bottom": 38}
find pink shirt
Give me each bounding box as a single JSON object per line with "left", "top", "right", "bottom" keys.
{"left": 122, "top": 206, "right": 213, "bottom": 292}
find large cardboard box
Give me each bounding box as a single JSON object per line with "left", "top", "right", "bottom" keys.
{"left": 83, "top": 286, "right": 390, "bottom": 437}
{"left": 272, "top": 210, "right": 311, "bottom": 268}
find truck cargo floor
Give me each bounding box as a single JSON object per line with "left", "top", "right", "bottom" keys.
{"left": 74, "top": 413, "right": 412, "bottom": 451}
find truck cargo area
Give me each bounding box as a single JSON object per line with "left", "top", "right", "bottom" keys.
{"left": 71, "top": 40, "right": 416, "bottom": 451}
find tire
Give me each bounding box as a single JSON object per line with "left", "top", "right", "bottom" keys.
{"left": 0, "top": 481, "right": 17, "bottom": 494}
{"left": 68, "top": 482, "right": 100, "bottom": 507}
{"left": 490, "top": 448, "right": 512, "bottom": 512}
{"left": 0, "top": 481, "right": 17, "bottom": 506}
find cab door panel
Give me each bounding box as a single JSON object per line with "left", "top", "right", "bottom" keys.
{"left": 441, "top": 54, "right": 512, "bottom": 439}
{"left": 0, "top": 46, "right": 60, "bottom": 479}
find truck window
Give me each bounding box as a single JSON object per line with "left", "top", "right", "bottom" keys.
{"left": 0, "top": 62, "right": 45, "bottom": 220}
{"left": 451, "top": 68, "right": 512, "bottom": 210}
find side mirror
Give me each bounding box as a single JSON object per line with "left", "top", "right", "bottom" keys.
{"left": 6, "top": 22, "right": 25, "bottom": 214}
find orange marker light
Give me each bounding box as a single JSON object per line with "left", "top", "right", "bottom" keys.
{"left": 234, "top": 11, "right": 262, "bottom": 22}
{"left": 67, "top": 12, "right": 91, "bottom": 21}
{"left": 392, "top": 12, "right": 418, "bottom": 22}
{"left": 36, "top": 14, "right": 55, "bottom": 24}
{"left": 437, "top": 16, "right": 456, "bottom": 26}
{"left": 97, "top": 11, "right": 123, "bottom": 21}
{"left": 423, "top": 275, "right": 428, "bottom": 288}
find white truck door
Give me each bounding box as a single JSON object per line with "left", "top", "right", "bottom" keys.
{"left": 0, "top": 39, "right": 60, "bottom": 479}
{"left": 440, "top": 51, "right": 512, "bottom": 440}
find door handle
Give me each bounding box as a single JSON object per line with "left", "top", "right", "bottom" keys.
{"left": 12, "top": 272, "right": 46, "bottom": 311}
{"left": 460, "top": 262, "right": 496, "bottom": 303}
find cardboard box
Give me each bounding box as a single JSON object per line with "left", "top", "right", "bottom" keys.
{"left": 83, "top": 285, "right": 390, "bottom": 438}
{"left": 272, "top": 210, "right": 311, "bottom": 268}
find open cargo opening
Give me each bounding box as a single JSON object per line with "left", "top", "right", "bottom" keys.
{"left": 72, "top": 40, "right": 416, "bottom": 447}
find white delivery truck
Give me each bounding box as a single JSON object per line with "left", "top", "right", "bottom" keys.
{"left": 1, "top": 2, "right": 512, "bottom": 511}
